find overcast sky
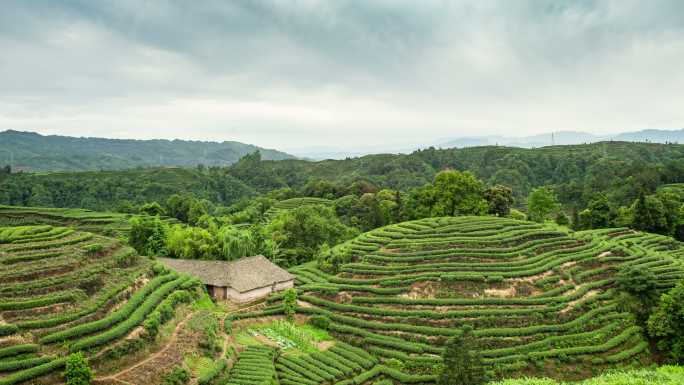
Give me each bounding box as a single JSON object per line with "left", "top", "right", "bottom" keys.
{"left": 1, "top": 1, "right": 683, "bottom": 152}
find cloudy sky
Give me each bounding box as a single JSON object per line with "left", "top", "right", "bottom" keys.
{"left": 0, "top": 1, "right": 683, "bottom": 152}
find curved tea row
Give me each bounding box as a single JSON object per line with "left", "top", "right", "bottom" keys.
{"left": 281, "top": 217, "right": 683, "bottom": 380}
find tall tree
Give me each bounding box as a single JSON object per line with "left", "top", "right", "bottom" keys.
{"left": 632, "top": 191, "right": 668, "bottom": 234}
{"left": 438, "top": 326, "right": 485, "bottom": 385}
{"left": 484, "top": 184, "right": 514, "bottom": 217}
{"left": 648, "top": 280, "right": 684, "bottom": 364}
{"left": 431, "top": 170, "right": 487, "bottom": 217}
{"left": 527, "top": 186, "right": 559, "bottom": 222}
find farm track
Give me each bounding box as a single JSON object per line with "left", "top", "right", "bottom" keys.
{"left": 98, "top": 302, "right": 269, "bottom": 384}
{"left": 97, "top": 311, "right": 197, "bottom": 385}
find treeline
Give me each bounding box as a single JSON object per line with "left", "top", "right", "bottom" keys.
{"left": 3, "top": 141, "right": 684, "bottom": 242}
{"left": 227, "top": 142, "right": 684, "bottom": 209}
{"left": 2, "top": 142, "right": 684, "bottom": 213}
{"left": 0, "top": 167, "right": 255, "bottom": 211}
{"left": 127, "top": 169, "right": 519, "bottom": 267}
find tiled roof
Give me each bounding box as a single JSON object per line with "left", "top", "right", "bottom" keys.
{"left": 156, "top": 255, "right": 294, "bottom": 292}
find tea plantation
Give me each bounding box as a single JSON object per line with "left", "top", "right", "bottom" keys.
{"left": 2, "top": 215, "right": 683, "bottom": 384}
{"left": 0, "top": 205, "right": 179, "bottom": 238}
{"left": 264, "top": 197, "right": 333, "bottom": 220}
{"left": 265, "top": 216, "right": 684, "bottom": 381}
{"left": 0, "top": 225, "right": 201, "bottom": 385}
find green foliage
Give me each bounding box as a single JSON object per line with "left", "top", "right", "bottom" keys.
{"left": 581, "top": 194, "right": 614, "bottom": 228}
{"left": 406, "top": 170, "right": 488, "bottom": 219}
{"left": 283, "top": 288, "right": 298, "bottom": 321}
{"left": 216, "top": 225, "right": 258, "bottom": 260}
{"left": 616, "top": 266, "right": 658, "bottom": 305}
{"left": 308, "top": 315, "right": 330, "bottom": 330}
{"left": 266, "top": 204, "right": 358, "bottom": 265}
{"left": 197, "top": 359, "right": 227, "bottom": 385}
{"left": 527, "top": 187, "right": 559, "bottom": 222}
{"left": 140, "top": 201, "right": 165, "bottom": 216}
{"left": 631, "top": 190, "right": 682, "bottom": 238}
{"left": 0, "top": 167, "right": 255, "bottom": 211}
{"left": 616, "top": 266, "right": 659, "bottom": 326}
{"left": 161, "top": 365, "right": 190, "bottom": 385}
{"left": 554, "top": 211, "right": 570, "bottom": 226}
{"left": 165, "top": 225, "right": 218, "bottom": 260}
{"left": 485, "top": 184, "right": 514, "bottom": 217}
{"left": 488, "top": 366, "right": 684, "bottom": 385}
{"left": 83, "top": 243, "right": 104, "bottom": 255}
{"left": 648, "top": 280, "right": 684, "bottom": 363}
{"left": 64, "top": 352, "right": 92, "bottom": 385}
{"left": 129, "top": 216, "right": 168, "bottom": 256}
{"left": 438, "top": 326, "right": 486, "bottom": 385}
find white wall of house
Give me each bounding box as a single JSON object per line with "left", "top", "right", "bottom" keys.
{"left": 275, "top": 280, "right": 294, "bottom": 291}
{"left": 223, "top": 279, "right": 295, "bottom": 303}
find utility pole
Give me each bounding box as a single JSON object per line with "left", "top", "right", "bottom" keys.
{"left": 551, "top": 132, "right": 555, "bottom": 146}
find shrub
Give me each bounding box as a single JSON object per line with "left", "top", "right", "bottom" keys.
{"left": 64, "top": 352, "right": 92, "bottom": 385}
{"left": 283, "top": 288, "right": 297, "bottom": 321}
{"left": 83, "top": 243, "right": 104, "bottom": 255}
{"left": 308, "top": 315, "right": 330, "bottom": 330}
{"left": 161, "top": 365, "right": 190, "bottom": 385}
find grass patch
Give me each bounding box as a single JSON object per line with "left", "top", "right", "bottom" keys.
{"left": 192, "top": 292, "right": 216, "bottom": 311}
{"left": 252, "top": 320, "right": 327, "bottom": 353}
{"left": 184, "top": 354, "right": 215, "bottom": 377}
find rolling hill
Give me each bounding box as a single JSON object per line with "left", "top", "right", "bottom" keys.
{"left": 0, "top": 224, "right": 203, "bottom": 385}
{"left": 439, "top": 128, "right": 684, "bottom": 149}
{"left": 0, "top": 130, "right": 295, "bottom": 172}
{"left": 2, "top": 209, "right": 683, "bottom": 384}
{"left": 271, "top": 216, "right": 684, "bottom": 381}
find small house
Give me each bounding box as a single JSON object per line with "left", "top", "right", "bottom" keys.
{"left": 157, "top": 255, "right": 295, "bottom": 303}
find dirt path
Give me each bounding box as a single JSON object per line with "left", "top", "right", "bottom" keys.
{"left": 561, "top": 289, "right": 599, "bottom": 314}
{"left": 96, "top": 311, "right": 196, "bottom": 383}
{"left": 96, "top": 301, "right": 275, "bottom": 384}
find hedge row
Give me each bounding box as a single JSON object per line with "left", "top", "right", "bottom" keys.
{"left": 0, "top": 357, "right": 66, "bottom": 385}
{"left": 0, "top": 356, "right": 53, "bottom": 372}
{"left": 0, "top": 289, "right": 84, "bottom": 311}
{"left": 0, "top": 323, "right": 18, "bottom": 336}
{"left": 69, "top": 275, "right": 190, "bottom": 351}
{"left": 40, "top": 272, "right": 178, "bottom": 344}
{"left": 5, "top": 233, "right": 93, "bottom": 253}
{"left": 17, "top": 265, "right": 148, "bottom": 330}
{"left": 301, "top": 294, "right": 563, "bottom": 319}
{"left": 0, "top": 344, "right": 38, "bottom": 359}
{"left": 0, "top": 251, "right": 62, "bottom": 265}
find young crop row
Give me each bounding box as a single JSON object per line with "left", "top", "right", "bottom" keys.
{"left": 220, "top": 345, "right": 276, "bottom": 385}
{"left": 276, "top": 343, "right": 374, "bottom": 385}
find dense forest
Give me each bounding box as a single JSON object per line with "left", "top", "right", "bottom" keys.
{"left": 0, "top": 130, "right": 294, "bottom": 172}
{"left": 3, "top": 141, "right": 684, "bottom": 211}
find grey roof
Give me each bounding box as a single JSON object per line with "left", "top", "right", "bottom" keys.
{"left": 156, "top": 255, "right": 295, "bottom": 292}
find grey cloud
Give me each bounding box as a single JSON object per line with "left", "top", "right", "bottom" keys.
{"left": 0, "top": 1, "right": 682, "bottom": 149}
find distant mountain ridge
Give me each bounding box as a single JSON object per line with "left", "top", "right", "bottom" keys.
{"left": 0, "top": 130, "right": 295, "bottom": 172}
{"left": 439, "top": 128, "right": 684, "bottom": 149}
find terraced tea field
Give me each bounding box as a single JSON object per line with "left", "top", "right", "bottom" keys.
{"left": 0, "top": 205, "right": 179, "bottom": 238}
{"left": 276, "top": 216, "right": 684, "bottom": 380}
{"left": 264, "top": 197, "right": 332, "bottom": 220}
{"left": 0, "top": 225, "right": 200, "bottom": 385}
